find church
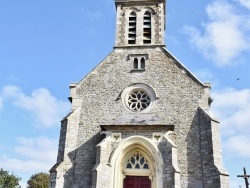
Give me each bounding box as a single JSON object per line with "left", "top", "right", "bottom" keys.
{"left": 49, "top": 0, "right": 229, "bottom": 187}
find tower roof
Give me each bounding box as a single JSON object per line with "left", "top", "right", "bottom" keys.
{"left": 115, "top": 0, "right": 165, "bottom": 6}
{"left": 115, "top": 0, "right": 165, "bottom": 2}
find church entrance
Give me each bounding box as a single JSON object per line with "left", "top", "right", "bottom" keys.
{"left": 110, "top": 138, "right": 164, "bottom": 188}
{"left": 124, "top": 176, "right": 151, "bottom": 188}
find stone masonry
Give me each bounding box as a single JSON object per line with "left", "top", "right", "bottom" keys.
{"left": 50, "top": 0, "right": 229, "bottom": 187}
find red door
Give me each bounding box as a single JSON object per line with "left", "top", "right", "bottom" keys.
{"left": 124, "top": 176, "right": 151, "bottom": 188}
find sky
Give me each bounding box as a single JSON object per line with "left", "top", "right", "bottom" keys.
{"left": 0, "top": 0, "right": 250, "bottom": 187}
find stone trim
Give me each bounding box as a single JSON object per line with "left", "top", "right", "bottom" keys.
{"left": 112, "top": 133, "right": 122, "bottom": 142}
{"left": 109, "top": 136, "right": 164, "bottom": 188}
{"left": 121, "top": 83, "right": 156, "bottom": 113}
{"left": 163, "top": 131, "right": 181, "bottom": 188}
{"left": 162, "top": 47, "right": 207, "bottom": 87}
{"left": 100, "top": 124, "right": 174, "bottom": 131}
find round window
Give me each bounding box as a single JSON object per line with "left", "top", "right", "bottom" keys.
{"left": 127, "top": 90, "right": 151, "bottom": 112}
{"left": 121, "top": 84, "right": 156, "bottom": 113}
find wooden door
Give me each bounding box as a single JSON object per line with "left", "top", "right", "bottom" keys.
{"left": 124, "top": 176, "right": 151, "bottom": 188}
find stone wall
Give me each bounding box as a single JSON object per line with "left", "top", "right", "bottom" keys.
{"left": 199, "top": 108, "right": 229, "bottom": 188}
{"left": 68, "top": 46, "right": 207, "bottom": 187}
{"left": 115, "top": 2, "right": 165, "bottom": 46}
{"left": 51, "top": 47, "right": 228, "bottom": 188}
{"left": 50, "top": 108, "right": 81, "bottom": 188}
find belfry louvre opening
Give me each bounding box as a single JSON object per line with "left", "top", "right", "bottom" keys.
{"left": 143, "top": 11, "right": 151, "bottom": 44}
{"left": 128, "top": 12, "right": 136, "bottom": 44}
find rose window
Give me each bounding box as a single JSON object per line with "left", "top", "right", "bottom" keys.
{"left": 121, "top": 84, "right": 156, "bottom": 112}
{"left": 127, "top": 90, "right": 151, "bottom": 112}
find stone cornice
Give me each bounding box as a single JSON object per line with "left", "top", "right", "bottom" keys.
{"left": 100, "top": 124, "right": 174, "bottom": 131}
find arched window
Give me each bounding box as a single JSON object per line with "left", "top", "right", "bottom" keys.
{"left": 125, "top": 152, "right": 150, "bottom": 170}
{"left": 141, "top": 58, "right": 145, "bottom": 69}
{"left": 128, "top": 12, "right": 137, "bottom": 44}
{"left": 143, "top": 11, "right": 151, "bottom": 44}
{"left": 134, "top": 58, "right": 139, "bottom": 69}
{"left": 132, "top": 57, "right": 146, "bottom": 71}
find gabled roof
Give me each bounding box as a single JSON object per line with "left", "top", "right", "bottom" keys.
{"left": 77, "top": 47, "right": 209, "bottom": 90}
{"left": 162, "top": 47, "right": 208, "bottom": 88}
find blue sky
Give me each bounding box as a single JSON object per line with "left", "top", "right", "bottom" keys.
{"left": 0, "top": 0, "right": 250, "bottom": 187}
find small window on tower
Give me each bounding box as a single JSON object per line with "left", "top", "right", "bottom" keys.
{"left": 141, "top": 58, "right": 145, "bottom": 69}
{"left": 132, "top": 57, "right": 146, "bottom": 71}
{"left": 134, "top": 58, "right": 139, "bottom": 69}
{"left": 143, "top": 11, "right": 151, "bottom": 44}
{"left": 128, "top": 54, "right": 148, "bottom": 72}
{"left": 128, "top": 12, "right": 137, "bottom": 44}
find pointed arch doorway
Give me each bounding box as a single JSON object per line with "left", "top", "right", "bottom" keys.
{"left": 109, "top": 136, "right": 164, "bottom": 188}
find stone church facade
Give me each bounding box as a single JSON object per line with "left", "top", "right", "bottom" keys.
{"left": 49, "top": 0, "right": 229, "bottom": 187}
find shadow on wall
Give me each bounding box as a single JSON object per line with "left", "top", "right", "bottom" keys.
{"left": 63, "top": 132, "right": 104, "bottom": 188}
{"left": 186, "top": 109, "right": 204, "bottom": 188}
{"left": 158, "top": 136, "right": 174, "bottom": 187}
{"left": 186, "top": 108, "right": 221, "bottom": 188}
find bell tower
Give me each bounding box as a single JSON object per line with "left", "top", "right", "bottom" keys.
{"left": 114, "top": 0, "right": 166, "bottom": 47}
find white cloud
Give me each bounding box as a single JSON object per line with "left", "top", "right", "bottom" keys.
{"left": 166, "top": 35, "right": 180, "bottom": 46}
{"left": 184, "top": 0, "right": 250, "bottom": 66}
{"left": 0, "top": 96, "right": 3, "bottom": 111}
{"left": 237, "top": 0, "right": 250, "bottom": 9}
{"left": 211, "top": 88, "right": 250, "bottom": 158}
{"left": 224, "top": 135, "right": 250, "bottom": 157}
{"left": 19, "top": 181, "right": 27, "bottom": 188}
{"left": 1, "top": 85, "right": 70, "bottom": 127}
{"left": 0, "top": 136, "right": 57, "bottom": 172}
{"left": 0, "top": 156, "right": 51, "bottom": 173}
{"left": 194, "top": 69, "right": 217, "bottom": 85}
{"left": 211, "top": 88, "right": 250, "bottom": 134}
{"left": 15, "top": 137, "right": 58, "bottom": 162}
{"left": 0, "top": 136, "right": 58, "bottom": 187}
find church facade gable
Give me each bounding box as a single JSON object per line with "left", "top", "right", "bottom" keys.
{"left": 49, "top": 0, "right": 229, "bottom": 187}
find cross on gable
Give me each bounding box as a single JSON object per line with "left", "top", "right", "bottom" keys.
{"left": 237, "top": 167, "right": 250, "bottom": 188}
